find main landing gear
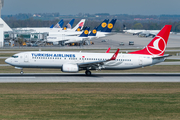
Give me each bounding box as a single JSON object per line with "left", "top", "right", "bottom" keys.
{"left": 20, "top": 69, "right": 24, "bottom": 75}
{"left": 85, "top": 70, "right": 91, "bottom": 76}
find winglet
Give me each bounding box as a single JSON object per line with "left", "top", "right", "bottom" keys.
{"left": 110, "top": 49, "right": 120, "bottom": 60}
{"left": 106, "top": 47, "right": 111, "bottom": 53}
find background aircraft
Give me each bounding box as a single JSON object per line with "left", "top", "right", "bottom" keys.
{"left": 47, "top": 19, "right": 117, "bottom": 45}
{"left": 14, "top": 19, "right": 85, "bottom": 33}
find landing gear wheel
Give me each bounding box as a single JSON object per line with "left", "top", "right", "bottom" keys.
{"left": 20, "top": 69, "right": 24, "bottom": 75}
{"left": 85, "top": 70, "right": 91, "bottom": 76}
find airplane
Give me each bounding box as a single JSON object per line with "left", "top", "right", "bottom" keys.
{"left": 5, "top": 25, "right": 172, "bottom": 76}
{"left": 47, "top": 19, "right": 117, "bottom": 44}
{"left": 63, "top": 27, "right": 96, "bottom": 45}
{"left": 14, "top": 19, "right": 85, "bottom": 33}
{"left": 138, "top": 30, "right": 176, "bottom": 37}
{"left": 123, "top": 24, "right": 175, "bottom": 37}
{"left": 49, "top": 27, "right": 91, "bottom": 45}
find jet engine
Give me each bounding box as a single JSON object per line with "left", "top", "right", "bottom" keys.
{"left": 62, "top": 63, "right": 79, "bottom": 72}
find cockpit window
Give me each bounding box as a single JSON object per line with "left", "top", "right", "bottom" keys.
{"left": 12, "top": 56, "right": 18, "bottom": 58}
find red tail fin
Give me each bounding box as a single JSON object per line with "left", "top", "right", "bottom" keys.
{"left": 129, "top": 25, "right": 172, "bottom": 56}
{"left": 106, "top": 47, "right": 111, "bottom": 53}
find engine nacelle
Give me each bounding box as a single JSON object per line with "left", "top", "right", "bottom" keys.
{"left": 62, "top": 63, "right": 79, "bottom": 73}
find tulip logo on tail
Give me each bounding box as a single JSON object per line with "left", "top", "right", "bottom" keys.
{"left": 108, "top": 23, "right": 113, "bottom": 29}
{"left": 101, "top": 22, "right": 107, "bottom": 28}
{"left": 146, "top": 36, "right": 166, "bottom": 55}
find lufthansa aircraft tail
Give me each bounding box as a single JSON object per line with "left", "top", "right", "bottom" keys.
{"left": 0, "top": 18, "right": 12, "bottom": 32}
{"left": 129, "top": 25, "right": 172, "bottom": 56}
{"left": 79, "top": 27, "right": 90, "bottom": 37}
{"left": 63, "top": 19, "right": 75, "bottom": 30}
{"left": 89, "top": 27, "right": 97, "bottom": 36}
{"left": 97, "top": 19, "right": 109, "bottom": 31}
{"left": 101, "top": 19, "right": 117, "bottom": 32}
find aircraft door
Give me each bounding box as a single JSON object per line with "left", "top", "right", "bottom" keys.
{"left": 139, "top": 56, "right": 143, "bottom": 65}
{"left": 24, "top": 54, "right": 29, "bottom": 62}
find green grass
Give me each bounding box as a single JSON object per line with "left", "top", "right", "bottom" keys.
{"left": 0, "top": 83, "right": 180, "bottom": 120}
{"left": 0, "top": 53, "right": 14, "bottom": 57}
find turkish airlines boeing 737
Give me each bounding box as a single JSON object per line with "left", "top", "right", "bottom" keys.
{"left": 5, "top": 25, "right": 172, "bottom": 75}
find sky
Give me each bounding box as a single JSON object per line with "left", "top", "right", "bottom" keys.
{"left": 1, "top": 0, "right": 180, "bottom": 15}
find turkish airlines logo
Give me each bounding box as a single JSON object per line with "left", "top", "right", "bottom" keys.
{"left": 146, "top": 36, "right": 166, "bottom": 55}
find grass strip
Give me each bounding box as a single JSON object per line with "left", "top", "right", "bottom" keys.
{"left": 0, "top": 83, "right": 179, "bottom": 120}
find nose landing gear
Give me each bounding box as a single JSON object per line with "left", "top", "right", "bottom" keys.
{"left": 20, "top": 69, "right": 24, "bottom": 75}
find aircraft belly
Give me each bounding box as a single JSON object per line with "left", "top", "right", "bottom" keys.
{"left": 19, "top": 60, "right": 63, "bottom": 68}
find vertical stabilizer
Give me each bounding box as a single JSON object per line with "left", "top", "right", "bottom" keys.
{"left": 79, "top": 27, "right": 90, "bottom": 37}
{"left": 89, "top": 27, "right": 97, "bottom": 36}
{"left": 97, "top": 19, "right": 109, "bottom": 31}
{"left": 72, "top": 19, "right": 86, "bottom": 31}
{"left": 129, "top": 25, "right": 172, "bottom": 56}
{"left": 101, "top": 19, "right": 117, "bottom": 32}
{"left": 63, "top": 19, "right": 75, "bottom": 30}
{"left": 0, "top": 18, "right": 12, "bottom": 32}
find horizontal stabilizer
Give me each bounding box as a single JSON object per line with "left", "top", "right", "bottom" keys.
{"left": 152, "top": 54, "right": 172, "bottom": 59}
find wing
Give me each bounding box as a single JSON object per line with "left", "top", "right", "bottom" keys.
{"left": 78, "top": 49, "right": 120, "bottom": 68}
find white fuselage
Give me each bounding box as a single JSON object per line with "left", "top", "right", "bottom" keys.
{"left": 14, "top": 27, "right": 76, "bottom": 33}
{"left": 5, "top": 51, "right": 164, "bottom": 71}
{"left": 47, "top": 32, "right": 112, "bottom": 43}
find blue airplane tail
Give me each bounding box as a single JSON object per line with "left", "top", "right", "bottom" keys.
{"left": 101, "top": 19, "right": 117, "bottom": 32}
{"left": 97, "top": 19, "right": 109, "bottom": 31}
{"left": 54, "top": 19, "right": 64, "bottom": 28}
{"left": 63, "top": 19, "right": 75, "bottom": 30}
{"left": 89, "top": 27, "right": 97, "bottom": 36}
{"left": 79, "top": 27, "right": 90, "bottom": 37}
{"left": 50, "top": 24, "right": 54, "bottom": 28}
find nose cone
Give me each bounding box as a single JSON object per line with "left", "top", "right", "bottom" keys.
{"left": 5, "top": 58, "right": 10, "bottom": 64}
